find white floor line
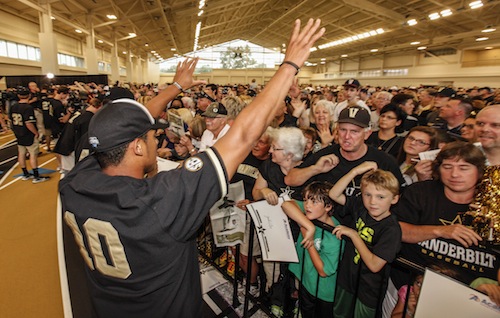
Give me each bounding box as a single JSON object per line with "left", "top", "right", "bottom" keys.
{"left": 0, "top": 139, "right": 16, "bottom": 149}
{"left": 0, "top": 156, "right": 17, "bottom": 166}
{"left": 0, "top": 157, "right": 57, "bottom": 190}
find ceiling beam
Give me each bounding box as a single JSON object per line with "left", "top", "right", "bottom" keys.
{"left": 342, "top": 0, "right": 404, "bottom": 22}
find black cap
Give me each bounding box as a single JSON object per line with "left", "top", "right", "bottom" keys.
{"left": 343, "top": 78, "right": 361, "bottom": 89}
{"left": 16, "top": 86, "right": 30, "bottom": 96}
{"left": 437, "top": 87, "right": 456, "bottom": 98}
{"left": 198, "top": 90, "right": 216, "bottom": 102}
{"left": 88, "top": 99, "right": 168, "bottom": 153}
{"left": 108, "top": 87, "right": 134, "bottom": 100}
{"left": 337, "top": 106, "right": 370, "bottom": 128}
{"left": 202, "top": 102, "right": 228, "bottom": 118}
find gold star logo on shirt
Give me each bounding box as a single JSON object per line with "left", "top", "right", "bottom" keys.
{"left": 439, "top": 214, "right": 463, "bottom": 226}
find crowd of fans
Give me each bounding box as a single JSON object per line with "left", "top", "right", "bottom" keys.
{"left": 1, "top": 77, "right": 499, "bottom": 317}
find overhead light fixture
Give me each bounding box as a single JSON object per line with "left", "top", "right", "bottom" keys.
{"left": 107, "top": 14, "right": 117, "bottom": 20}
{"left": 171, "top": 48, "right": 176, "bottom": 51}
{"left": 469, "top": 1, "right": 483, "bottom": 9}
{"left": 476, "top": 37, "right": 489, "bottom": 41}
{"left": 151, "top": 50, "right": 156, "bottom": 53}
{"left": 410, "top": 41, "right": 421, "bottom": 45}
{"left": 440, "top": 9, "right": 452, "bottom": 17}
{"left": 46, "top": 73, "right": 54, "bottom": 79}
{"left": 97, "top": 39, "right": 104, "bottom": 44}
{"left": 199, "top": 0, "right": 205, "bottom": 9}
{"left": 75, "top": 29, "right": 83, "bottom": 33}
{"left": 309, "top": 47, "right": 317, "bottom": 52}
{"left": 318, "top": 28, "right": 385, "bottom": 50}
{"left": 485, "top": 46, "right": 493, "bottom": 49}
{"left": 341, "top": 54, "right": 348, "bottom": 57}
{"left": 428, "top": 13, "right": 440, "bottom": 20}
{"left": 320, "top": 61, "right": 325, "bottom": 64}
{"left": 482, "top": 28, "right": 496, "bottom": 33}
{"left": 145, "top": 43, "right": 149, "bottom": 47}
{"left": 417, "top": 46, "right": 427, "bottom": 50}
{"left": 122, "top": 51, "right": 127, "bottom": 54}
{"left": 198, "top": 10, "right": 204, "bottom": 16}
{"left": 128, "top": 33, "right": 136, "bottom": 37}
{"left": 193, "top": 21, "right": 201, "bottom": 51}
{"left": 407, "top": 19, "right": 418, "bottom": 26}
{"left": 51, "top": 16, "right": 55, "bottom": 20}
{"left": 321, "top": 58, "right": 326, "bottom": 61}
{"left": 370, "top": 49, "right": 379, "bottom": 52}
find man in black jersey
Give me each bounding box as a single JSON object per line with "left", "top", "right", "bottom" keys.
{"left": 10, "top": 87, "right": 49, "bottom": 183}
{"left": 59, "top": 19, "right": 325, "bottom": 317}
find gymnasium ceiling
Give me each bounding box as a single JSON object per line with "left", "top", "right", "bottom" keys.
{"left": 2, "top": 0, "right": 500, "bottom": 64}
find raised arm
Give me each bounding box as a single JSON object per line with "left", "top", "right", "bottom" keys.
{"left": 214, "top": 19, "right": 325, "bottom": 179}
{"left": 285, "top": 153, "right": 339, "bottom": 186}
{"left": 282, "top": 200, "right": 315, "bottom": 248}
{"left": 329, "top": 161, "right": 377, "bottom": 205}
{"left": 146, "top": 59, "right": 206, "bottom": 118}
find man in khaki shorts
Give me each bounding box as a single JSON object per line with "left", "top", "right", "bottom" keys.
{"left": 10, "top": 87, "right": 49, "bottom": 183}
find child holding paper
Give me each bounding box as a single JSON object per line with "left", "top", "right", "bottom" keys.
{"left": 282, "top": 182, "right": 343, "bottom": 318}
{"left": 329, "top": 162, "right": 402, "bottom": 318}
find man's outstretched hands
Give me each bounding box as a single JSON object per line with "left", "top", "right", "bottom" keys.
{"left": 284, "top": 19, "right": 325, "bottom": 69}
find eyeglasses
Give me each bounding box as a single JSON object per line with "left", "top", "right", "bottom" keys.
{"left": 271, "top": 145, "right": 284, "bottom": 151}
{"left": 407, "top": 135, "right": 430, "bottom": 146}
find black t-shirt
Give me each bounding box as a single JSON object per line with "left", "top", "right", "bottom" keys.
{"left": 54, "top": 111, "right": 82, "bottom": 156}
{"left": 59, "top": 148, "right": 228, "bottom": 318}
{"left": 10, "top": 102, "right": 36, "bottom": 146}
{"left": 231, "top": 152, "right": 266, "bottom": 200}
{"left": 279, "top": 113, "right": 298, "bottom": 128}
{"left": 52, "top": 99, "right": 66, "bottom": 135}
{"left": 73, "top": 110, "right": 94, "bottom": 147}
{"left": 259, "top": 158, "right": 304, "bottom": 201}
{"left": 365, "top": 133, "right": 403, "bottom": 159}
{"left": 391, "top": 180, "right": 499, "bottom": 288}
{"left": 297, "top": 144, "right": 405, "bottom": 223}
{"left": 337, "top": 195, "right": 401, "bottom": 309}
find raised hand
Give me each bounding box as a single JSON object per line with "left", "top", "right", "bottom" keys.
{"left": 282, "top": 19, "right": 325, "bottom": 69}
{"left": 172, "top": 58, "right": 206, "bottom": 90}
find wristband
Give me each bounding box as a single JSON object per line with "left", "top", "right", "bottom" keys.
{"left": 189, "top": 148, "right": 197, "bottom": 154}
{"left": 280, "top": 61, "right": 300, "bottom": 75}
{"left": 172, "top": 81, "right": 184, "bottom": 92}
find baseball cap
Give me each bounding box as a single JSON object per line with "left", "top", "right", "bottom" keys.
{"left": 337, "top": 106, "right": 370, "bottom": 128}
{"left": 198, "top": 90, "right": 216, "bottom": 102}
{"left": 107, "top": 87, "right": 134, "bottom": 100}
{"left": 16, "top": 86, "right": 30, "bottom": 96}
{"left": 437, "top": 87, "right": 456, "bottom": 98}
{"left": 88, "top": 98, "right": 168, "bottom": 152}
{"left": 202, "top": 102, "right": 228, "bottom": 118}
{"left": 343, "top": 78, "right": 361, "bottom": 89}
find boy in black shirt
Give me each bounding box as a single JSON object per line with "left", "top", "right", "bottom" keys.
{"left": 329, "top": 162, "right": 401, "bottom": 318}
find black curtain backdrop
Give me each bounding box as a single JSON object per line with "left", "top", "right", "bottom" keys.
{"left": 5, "top": 74, "right": 108, "bottom": 88}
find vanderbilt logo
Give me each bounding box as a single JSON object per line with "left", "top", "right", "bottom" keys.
{"left": 348, "top": 107, "right": 360, "bottom": 118}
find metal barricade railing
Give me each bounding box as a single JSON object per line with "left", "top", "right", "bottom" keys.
{"left": 198, "top": 214, "right": 428, "bottom": 318}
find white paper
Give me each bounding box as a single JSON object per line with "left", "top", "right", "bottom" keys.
{"left": 156, "top": 157, "right": 180, "bottom": 172}
{"left": 415, "top": 269, "right": 500, "bottom": 318}
{"left": 168, "top": 111, "right": 185, "bottom": 137}
{"left": 209, "top": 181, "right": 246, "bottom": 247}
{"left": 418, "top": 149, "right": 440, "bottom": 161}
{"left": 246, "top": 197, "right": 298, "bottom": 263}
